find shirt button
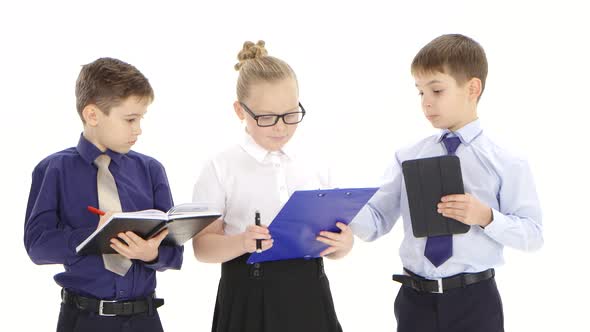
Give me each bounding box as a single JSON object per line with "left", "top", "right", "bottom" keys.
{"left": 119, "top": 290, "right": 125, "bottom": 296}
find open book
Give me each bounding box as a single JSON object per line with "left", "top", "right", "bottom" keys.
{"left": 76, "top": 203, "right": 221, "bottom": 255}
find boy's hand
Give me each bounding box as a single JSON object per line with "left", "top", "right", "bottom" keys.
{"left": 438, "top": 193, "right": 493, "bottom": 227}
{"left": 97, "top": 211, "right": 114, "bottom": 229}
{"left": 110, "top": 229, "right": 169, "bottom": 262}
{"left": 316, "top": 222, "right": 354, "bottom": 259}
{"left": 241, "top": 225, "right": 273, "bottom": 253}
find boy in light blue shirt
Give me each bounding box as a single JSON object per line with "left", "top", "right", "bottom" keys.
{"left": 350, "top": 34, "right": 543, "bottom": 332}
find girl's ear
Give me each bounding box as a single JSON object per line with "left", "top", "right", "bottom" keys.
{"left": 82, "top": 104, "right": 101, "bottom": 126}
{"left": 468, "top": 77, "right": 483, "bottom": 101}
{"left": 233, "top": 101, "right": 246, "bottom": 121}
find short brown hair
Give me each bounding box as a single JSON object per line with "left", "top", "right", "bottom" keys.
{"left": 234, "top": 40, "right": 298, "bottom": 101}
{"left": 75, "top": 57, "right": 154, "bottom": 122}
{"left": 412, "top": 34, "right": 488, "bottom": 98}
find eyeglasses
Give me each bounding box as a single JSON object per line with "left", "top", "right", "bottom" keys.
{"left": 240, "top": 102, "right": 306, "bottom": 127}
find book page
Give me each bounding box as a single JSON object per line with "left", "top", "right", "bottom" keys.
{"left": 167, "top": 202, "right": 210, "bottom": 216}
{"left": 112, "top": 209, "right": 167, "bottom": 220}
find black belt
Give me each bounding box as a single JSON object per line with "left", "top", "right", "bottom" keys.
{"left": 392, "top": 268, "right": 495, "bottom": 294}
{"left": 221, "top": 254, "right": 326, "bottom": 281}
{"left": 61, "top": 289, "right": 164, "bottom": 316}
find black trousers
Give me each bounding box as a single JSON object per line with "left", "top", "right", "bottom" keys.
{"left": 394, "top": 278, "right": 504, "bottom": 332}
{"left": 56, "top": 302, "right": 164, "bottom": 332}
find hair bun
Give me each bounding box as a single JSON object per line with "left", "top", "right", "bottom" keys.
{"left": 234, "top": 40, "right": 268, "bottom": 71}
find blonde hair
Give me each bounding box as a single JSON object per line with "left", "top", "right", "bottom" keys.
{"left": 235, "top": 40, "right": 298, "bottom": 101}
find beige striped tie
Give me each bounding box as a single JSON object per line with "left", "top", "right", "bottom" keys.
{"left": 95, "top": 154, "right": 132, "bottom": 276}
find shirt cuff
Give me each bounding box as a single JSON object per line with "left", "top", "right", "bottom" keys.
{"left": 144, "top": 245, "right": 179, "bottom": 271}
{"left": 483, "top": 209, "right": 510, "bottom": 238}
{"left": 349, "top": 207, "right": 377, "bottom": 242}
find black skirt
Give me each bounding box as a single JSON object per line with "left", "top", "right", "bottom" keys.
{"left": 211, "top": 254, "right": 343, "bottom": 332}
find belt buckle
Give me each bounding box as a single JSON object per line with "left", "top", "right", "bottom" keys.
{"left": 432, "top": 278, "right": 443, "bottom": 294}
{"left": 99, "top": 300, "right": 117, "bottom": 316}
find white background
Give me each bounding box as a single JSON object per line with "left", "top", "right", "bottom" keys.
{"left": 1, "top": 0, "right": 588, "bottom": 331}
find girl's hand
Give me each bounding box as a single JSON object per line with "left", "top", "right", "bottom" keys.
{"left": 241, "top": 225, "right": 273, "bottom": 253}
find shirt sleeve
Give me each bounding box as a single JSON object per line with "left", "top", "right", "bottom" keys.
{"left": 349, "top": 152, "right": 403, "bottom": 241}
{"left": 144, "top": 159, "right": 183, "bottom": 271}
{"left": 192, "top": 160, "right": 226, "bottom": 215}
{"left": 24, "top": 163, "right": 95, "bottom": 265}
{"left": 483, "top": 159, "right": 544, "bottom": 251}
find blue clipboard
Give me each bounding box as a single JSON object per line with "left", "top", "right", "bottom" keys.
{"left": 247, "top": 187, "right": 378, "bottom": 264}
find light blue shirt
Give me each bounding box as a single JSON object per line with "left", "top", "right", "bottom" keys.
{"left": 350, "top": 119, "right": 543, "bottom": 279}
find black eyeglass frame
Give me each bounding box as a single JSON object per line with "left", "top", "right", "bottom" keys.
{"left": 239, "top": 102, "right": 306, "bottom": 127}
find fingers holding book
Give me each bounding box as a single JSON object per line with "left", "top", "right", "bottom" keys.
{"left": 110, "top": 229, "right": 170, "bottom": 262}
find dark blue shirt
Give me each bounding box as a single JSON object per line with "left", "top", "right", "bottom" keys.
{"left": 24, "top": 134, "right": 183, "bottom": 300}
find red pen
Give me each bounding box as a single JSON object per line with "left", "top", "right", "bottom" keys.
{"left": 87, "top": 206, "right": 106, "bottom": 216}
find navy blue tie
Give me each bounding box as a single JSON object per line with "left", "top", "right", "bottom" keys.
{"left": 424, "top": 135, "right": 461, "bottom": 267}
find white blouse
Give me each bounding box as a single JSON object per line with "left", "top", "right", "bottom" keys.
{"left": 193, "top": 133, "right": 331, "bottom": 236}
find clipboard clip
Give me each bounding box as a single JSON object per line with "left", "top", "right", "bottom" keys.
{"left": 317, "top": 191, "right": 352, "bottom": 197}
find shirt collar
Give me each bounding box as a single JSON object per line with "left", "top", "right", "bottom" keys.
{"left": 76, "top": 133, "right": 125, "bottom": 166}
{"left": 239, "top": 131, "right": 294, "bottom": 163}
{"left": 436, "top": 118, "right": 483, "bottom": 144}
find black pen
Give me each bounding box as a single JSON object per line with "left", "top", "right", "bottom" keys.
{"left": 255, "top": 210, "right": 262, "bottom": 253}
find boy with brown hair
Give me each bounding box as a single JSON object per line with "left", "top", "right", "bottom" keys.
{"left": 350, "top": 34, "right": 543, "bottom": 331}
{"left": 24, "top": 57, "right": 183, "bottom": 332}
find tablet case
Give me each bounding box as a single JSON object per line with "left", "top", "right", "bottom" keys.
{"left": 402, "top": 155, "right": 469, "bottom": 237}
